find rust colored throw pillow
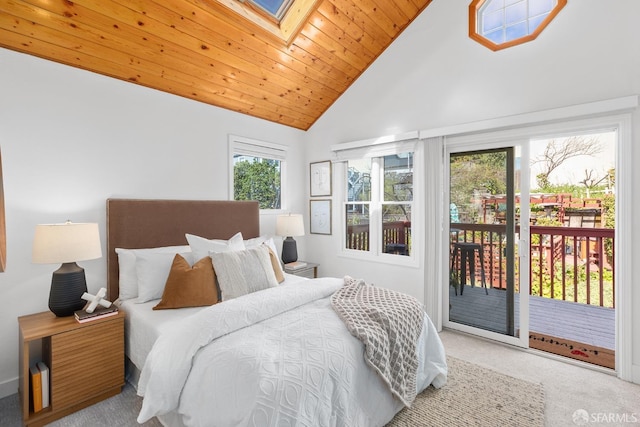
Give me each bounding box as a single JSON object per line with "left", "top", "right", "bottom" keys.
{"left": 153, "top": 254, "right": 218, "bottom": 310}
{"left": 266, "top": 246, "right": 285, "bottom": 283}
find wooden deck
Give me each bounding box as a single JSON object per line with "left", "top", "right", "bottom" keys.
{"left": 449, "top": 285, "right": 615, "bottom": 350}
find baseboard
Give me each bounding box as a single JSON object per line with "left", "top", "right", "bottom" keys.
{"left": 632, "top": 363, "right": 640, "bottom": 385}
{"left": 0, "top": 376, "right": 18, "bottom": 399}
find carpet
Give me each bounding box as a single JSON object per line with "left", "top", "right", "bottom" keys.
{"left": 386, "top": 356, "right": 545, "bottom": 427}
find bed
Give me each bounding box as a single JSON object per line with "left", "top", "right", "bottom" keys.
{"left": 106, "top": 198, "right": 447, "bottom": 427}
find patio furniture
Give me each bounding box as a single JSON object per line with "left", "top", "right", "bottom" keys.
{"left": 385, "top": 243, "right": 407, "bottom": 255}
{"left": 451, "top": 242, "right": 488, "bottom": 295}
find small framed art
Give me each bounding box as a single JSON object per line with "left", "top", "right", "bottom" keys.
{"left": 310, "top": 160, "right": 331, "bottom": 197}
{"left": 310, "top": 199, "right": 331, "bottom": 235}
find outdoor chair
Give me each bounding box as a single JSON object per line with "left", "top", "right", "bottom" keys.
{"left": 450, "top": 242, "right": 488, "bottom": 295}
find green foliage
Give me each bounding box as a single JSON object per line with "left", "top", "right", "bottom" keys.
{"left": 601, "top": 194, "right": 615, "bottom": 260}
{"left": 601, "top": 194, "right": 615, "bottom": 229}
{"left": 535, "top": 173, "right": 550, "bottom": 189}
{"left": 531, "top": 216, "right": 562, "bottom": 227}
{"left": 450, "top": 152, "right": 507, "bottom": 221}
{"left": 382, "top": 171, "right": 412, "bottom": 219}
{"left": 530, "top": 257, "right": 614, "bottom": 308}
{"left": 233, "top": 159, "right": 281, "bottom": 209}
{"left": 531, "top": 182, "right": 583, "bottom": 195}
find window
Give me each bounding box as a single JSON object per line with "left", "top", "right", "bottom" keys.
{"left": 334, "top": 133, "right": 419, "bottom": 261}
{"left": 382, "top": 153, "right": 413, "bottom": 256}
{"left": 346, "top": 158, "right": 372, "bottom": 253}
{"left": 229, "top": 135, "right": 287, "bottom": 210}
{"left": 248, "top": 0, "right": 295, "bottom": 21}
{"left": 208, "top": 0, "right": 317, "bottom": 44}
{"left": 345, "top": 153, "right": 414, "bottom": 257}
{"left": 469, "top": 0, "right": 566, "bottom": 51}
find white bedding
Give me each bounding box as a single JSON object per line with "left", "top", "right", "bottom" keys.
{"left": 135, "top": 277, "right": 447, "bottom": 427}
{"left": 119, "top": 273, "right": 310, "bottom": 371}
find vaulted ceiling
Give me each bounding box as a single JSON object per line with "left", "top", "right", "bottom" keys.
{"left": 0, "top": 0, "right": 433, "bottom": 130}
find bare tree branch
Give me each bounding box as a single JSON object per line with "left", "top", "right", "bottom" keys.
{"left": 533, "top": 136, "right": 603, "bottom": 184}
{"left": 580, "top": 169, "right": 595, "bottom": 188}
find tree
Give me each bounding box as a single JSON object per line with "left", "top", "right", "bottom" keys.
{"left": 533, "top": 136, "right": 603, "bottom": 188}
{"left": 233, "top": 159, "right": 281, "bottom": 209}
{"left": 450, "top": 151, "right": 507, "bottom": 222}
{"left": 579, "top": 169, "right": 611, "bottom": 198}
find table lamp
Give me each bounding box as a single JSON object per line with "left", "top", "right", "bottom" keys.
{"left": 276, "top": 213, "right": 304, "bottom": 264}
{"left": 32, "top": 221, "right": 102, "bottom": 317}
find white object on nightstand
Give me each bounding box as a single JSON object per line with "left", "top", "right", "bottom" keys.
{"left": 81, "top": 287, "right": 112, "bottom": 313}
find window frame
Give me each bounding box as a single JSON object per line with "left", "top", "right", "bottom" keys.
{"left": 246, "top": 0, "right": 296, "bottom": 23}
{"left": 228, "top": 134, "right": 288, "bottom": 212}
{"left": 209, "top": 0, "right": 319, "bottom": 45}
{"left": 469, "top": 0, "right": 567, "bottom": 51}
{"left": 332, "top": 133, "right": 421, "bottom": 267}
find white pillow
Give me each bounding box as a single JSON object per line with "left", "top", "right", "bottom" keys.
{"left": 244, "top": 235, "right": 278, "bottom": 257}
{"left": 186, "top": 231, "right": 245, "bottom": 260}
{"left": 116, "top": 245, "right": 191, "bottom": 300}
{"left": 135, "top": 251, "right": 195, "bottom": 303}
{"left": 210, "top": 246, "right": 278, "bottom": 301}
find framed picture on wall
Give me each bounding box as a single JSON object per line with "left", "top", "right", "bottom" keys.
{"left": 310, "top": 160, "right": 332, "bottom": 197}
{"left": 310, "top": 199, "right": 331, "bottom": 235}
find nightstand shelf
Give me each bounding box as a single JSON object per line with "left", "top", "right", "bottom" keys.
{"left": 18, "top": 310, "right": 125, "bottom": 427}
{"left": 284, "top": 261, "right": 319, "bottom": 279}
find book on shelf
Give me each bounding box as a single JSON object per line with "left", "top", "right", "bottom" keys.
{"left": 285, "top": 261, "right": 307, "bottom": 270}
{"left": 74, "top": 305, "right": 119, "bottom": 323}
{"left": 36, "top": 361, "right": 49, "bottom": 409}
{"left": 29, "top": 365, "right": 42, "bottom": 413}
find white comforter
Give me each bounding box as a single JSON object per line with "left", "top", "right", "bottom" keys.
{"left": 137, "top": 278, "right": 447, "bottom": 427}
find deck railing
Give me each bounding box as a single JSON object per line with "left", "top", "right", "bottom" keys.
{"left": 450, "top": 223, "right": 615, "bottom": 308}
{"left": 346, "top": 221, "right": 411, "bottom": 254}
{"left": 345, "top": 221, "right": 614, "bottom": 308}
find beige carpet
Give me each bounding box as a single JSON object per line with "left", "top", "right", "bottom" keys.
{"left": 386, "top": 356, "right": 545, "bottom": 426}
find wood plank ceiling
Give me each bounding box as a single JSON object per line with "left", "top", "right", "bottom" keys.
{"left": 0, "top": 0, "right": 433, "bottom": 130}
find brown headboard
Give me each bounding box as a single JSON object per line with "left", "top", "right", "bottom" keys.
{"left": 106, "top": 199, "right": 260, "bottom": 300}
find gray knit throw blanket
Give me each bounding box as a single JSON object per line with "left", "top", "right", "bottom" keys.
{"left": 330, "top": 276, "right": 425, "bottom": 407}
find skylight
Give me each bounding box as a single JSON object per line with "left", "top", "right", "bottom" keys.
{"left": 469, "top": 0, "right": 567, "bottom": 51}
{"left": 249, "top": 0, "right": 295, "bottom": 21}
{"left": 212, "top": 0, "right": 316, "bottom": 44}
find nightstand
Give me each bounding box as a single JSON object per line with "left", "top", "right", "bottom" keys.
{"left": 284, "top": 261, "right": 319, "bottom": 279}
{"left": 18, "top": 310, "right": 125, "bottom": 427}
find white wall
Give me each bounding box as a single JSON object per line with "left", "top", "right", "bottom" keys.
{"left": 0, "top": 48, "right": 308, "bottom": 396}
{"left": 305, "top": 0, "right": 640, "bottom": 382}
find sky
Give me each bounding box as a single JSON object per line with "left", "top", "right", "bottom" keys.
{"left": 528, "top": 131, "right": 616, "bottom": 189}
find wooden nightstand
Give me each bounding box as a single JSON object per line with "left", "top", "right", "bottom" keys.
{"left": 18, "top": 310, "right": 125, "bottom": 427}
{"left": 284, "top": 261, "right": 319, "bottom": 279}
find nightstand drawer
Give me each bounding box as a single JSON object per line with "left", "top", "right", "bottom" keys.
{"left": 284, "top": 261, "right": 319, "bottom": 278}
{"left": 50, "top": 317, "right": 124, "bottom": 410}
{"left": 294, "top": 268, "right": 316, "bottom": 279}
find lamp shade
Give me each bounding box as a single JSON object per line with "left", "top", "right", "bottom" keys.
{"left": 276, "top": 214, "right": 305, "bottom": 237}
{"left": 32, "top": 222, "right": 102, "bottom": 264}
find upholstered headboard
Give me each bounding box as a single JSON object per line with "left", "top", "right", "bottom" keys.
{"left": 106, "top": 199, "right": 260, "bottom": 300}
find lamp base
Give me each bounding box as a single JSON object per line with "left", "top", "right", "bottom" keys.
{"left": 49, "top": 262, "right": 88, "bottom": 317}
{"left": 281, "top": 237, "right": 298, "bottom": 264}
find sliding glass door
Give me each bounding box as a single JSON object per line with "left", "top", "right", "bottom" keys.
{"left": 445, "top": 144, "right": 529, "bottom": 347}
